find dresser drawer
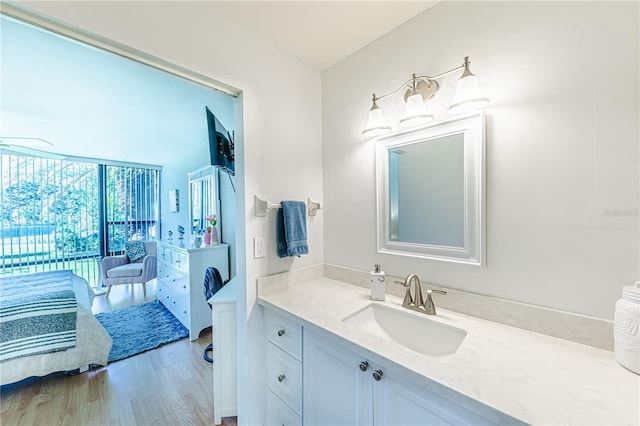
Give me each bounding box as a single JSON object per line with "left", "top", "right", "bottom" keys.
{"left": 266, "top": 310, "right": 302, "bottom": 361}
{"left": 171, "top": 274, "right": 190, "bottom": 296}
{"left": 170, "top": 295, "right": 190, "bottom": 325}
{"left": 159, "top": 246, "right": 189, "bottom": 272}
{"left": 158, "top": 264, "right": 188, "bottom": 291}
{"left": 164, "top": 268, "right": 188, "bottom": 292}
{"left": 266, "top": 389, "right": 302, "bottom": 426}
{"left": 158, "top": 246, "right": 172, "bottom": 264}
{"left": 173, "top": 251, "right": 189, "bottom": 273}
{"left": 266, "top": 343, "right": 302, "bottom": 415}
{"left": 157, "top": 262, "right": 171, "bottom": 282}
{"left": 158, "top": 282, "right": 190, "bottom": 327}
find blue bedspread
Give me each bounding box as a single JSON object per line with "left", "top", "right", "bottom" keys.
{"left": 0, "top": 270, "right": 78, "bottom": 363}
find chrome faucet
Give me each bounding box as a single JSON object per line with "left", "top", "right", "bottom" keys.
{"left": 396, "top": 274, "right": 447, "bottom": 315}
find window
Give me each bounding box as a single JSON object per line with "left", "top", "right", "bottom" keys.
{"left": 0, "top": 153, "right": 160, "bottom": 286}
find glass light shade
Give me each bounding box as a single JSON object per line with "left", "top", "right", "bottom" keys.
{"left": 399, "top": 93, "right": 433, "bottom": 127}
{"left": 448, "top": 72, "right": 490, "bottom": 114}
{"left": 362, "top": 105, "right": 391, "bottom": 137}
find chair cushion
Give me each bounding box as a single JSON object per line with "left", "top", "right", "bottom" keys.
{"left": 125, "top": 240, "right": 146, "bottom": 262}
{"left": 106, "top": 263, "right": 143, "bottom": 278}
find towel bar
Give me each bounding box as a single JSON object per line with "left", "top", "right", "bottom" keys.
{"left": 254, "top": 195, "right": 321, "bottom": 217}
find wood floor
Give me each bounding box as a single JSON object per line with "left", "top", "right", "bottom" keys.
{"left": 0, "top": 281, "right": 237, "bottom": 426}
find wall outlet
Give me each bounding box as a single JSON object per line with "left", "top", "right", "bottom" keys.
{"left": 254, "top": 237, "right": 265, "bottom": 259}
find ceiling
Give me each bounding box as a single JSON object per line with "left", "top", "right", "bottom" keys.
{"left": 213, "top": 1, "right": 437, "bottom": 71}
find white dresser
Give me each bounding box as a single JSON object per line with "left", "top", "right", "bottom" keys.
{"left": 156, "top": 240, "right": 229, "bottom": 341}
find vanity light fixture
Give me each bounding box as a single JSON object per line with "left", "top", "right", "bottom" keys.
{"left": 362, "top": 56, "right": 489, "bottom": 137}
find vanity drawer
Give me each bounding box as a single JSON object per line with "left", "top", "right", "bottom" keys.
{"left": 266, "top": 310, "right": 302, "bottom": 361}
{"left": 266, "top": 389, "right": 302, "bottom": 426}
{"left": 267, "top": 343, "right": 302, "bottom": 415}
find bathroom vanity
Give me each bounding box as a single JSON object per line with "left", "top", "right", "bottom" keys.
{"left": 258, "top": 268, "right": 640, "bottom": 425}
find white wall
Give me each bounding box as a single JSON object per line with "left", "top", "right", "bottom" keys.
{"left": 219, "top": 169, "right": 237, "bottom": 279}
{"left": 322, "top": 1, "right": 639, "bottom": 320}
{"left": 160, "top": 104, "right": 234, "bottom": 243}
{"left": 13, "top": 2, "right": 324, "bottom": 425}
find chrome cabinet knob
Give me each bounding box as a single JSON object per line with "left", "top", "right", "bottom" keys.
{"left": 277, "top": 374, "right": 285, "bottom": 382}
{"left": 359, "top": 361, "right": 369, "bottom": 372}
{"left": 372, "top": 369, "right": 383, "bottom": 381}
{"left": 277, "top": 329, "right": 285, "bottom": 337}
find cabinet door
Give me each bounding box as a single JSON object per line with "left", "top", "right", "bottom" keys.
{"left": 373, "top": 368, "right": 495, "bottom": 426}
{"left": 303, "top": 332, "right": 372, "bottom": 426}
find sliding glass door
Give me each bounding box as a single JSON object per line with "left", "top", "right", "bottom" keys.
{"left": 0, "top": 152, "right": 159, "bottom": 286}
{"left": 104, "top": 165, "right": 159, "bottom": 254}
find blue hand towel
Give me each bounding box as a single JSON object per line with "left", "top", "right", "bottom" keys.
{"left": 276, "top": 200, "right": 308, "bottom": 258}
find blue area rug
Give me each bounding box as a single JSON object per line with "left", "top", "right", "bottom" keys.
{"left": 95, "top": 301, "right": 189, "bottom": 362}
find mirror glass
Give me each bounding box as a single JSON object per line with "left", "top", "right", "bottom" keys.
{"left": 188, "top": 165, "right": 218, "bottom": 235}
{"left": 376, "top": 112, "right": 485, "bottom": 265}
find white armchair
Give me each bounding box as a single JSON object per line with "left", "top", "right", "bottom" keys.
{"left": 101, "top": 241, "right": 157, "bottom": 296}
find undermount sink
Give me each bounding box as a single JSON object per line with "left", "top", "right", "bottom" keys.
{"left": 342, "top": 303, "right": 467, "bottom": 357}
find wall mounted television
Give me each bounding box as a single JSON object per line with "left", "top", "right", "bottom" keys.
{"left": 206, "top": 106, "right": 235, "bottom": 175}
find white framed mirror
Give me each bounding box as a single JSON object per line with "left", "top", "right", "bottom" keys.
{"left": 376, "top": 111, "right": 485, "bottom": 265}
{"left": 188, "top": 165, "right": 219, "bottom": 235}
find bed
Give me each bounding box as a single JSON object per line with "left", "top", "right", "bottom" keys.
{"left": 0, "top": 270, "right": 112, "bottom": 386}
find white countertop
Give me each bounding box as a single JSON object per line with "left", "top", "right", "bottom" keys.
{"left": 208, "top": 277, "right": 237, "bottom": 304}
{"left": 258, "top": 277, "right": 640, "bottom": 425}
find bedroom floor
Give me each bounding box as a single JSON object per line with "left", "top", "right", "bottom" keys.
{"left": 0, "top": 281, "right": 237, "bottom": 426}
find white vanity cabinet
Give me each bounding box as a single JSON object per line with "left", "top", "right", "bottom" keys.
{"left": 209, "top": 278, "right": 237, "bottom": 425}
{"left": 264, "top": 309, "right": 303, "bottom": 426}
{"left": 304, "top": 331, "right": 372, "bottom": 425}
{"left": 157, "top": 241, "right": 228, "bottom": 341}
{"left": 304, "top": 329, "right": 497, "bottom": 426}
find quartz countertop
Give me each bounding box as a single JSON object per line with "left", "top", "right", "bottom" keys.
{"left": 257, "top": 277, "right": 640, "bottom": 425}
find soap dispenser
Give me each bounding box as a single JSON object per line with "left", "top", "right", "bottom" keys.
{"left": 370, "top": 264, "right": 386, "bottom": 301}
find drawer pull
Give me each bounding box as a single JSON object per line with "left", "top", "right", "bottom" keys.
{"left": 373, "top": 369, "right": 383, "bottom": 381}
{"left": 172, "top": 301, "right": 176, "bottom": 304}
{"left": 277, "top": 374, "right": 285, "bottom": 383}
{"left": 166, "top": 295, "right": 170, "bottom": 299}
{"left": 183, "top": 310, "right": 187, "bottom": 314}
{"left": 359, "top": 361, "right": 369, "bottom": 372}
{"left": 183, "top": 285, "right": 187, "bottom": 289}
{"left": 277, "top": 329, "right": 285, "bottom": 337}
